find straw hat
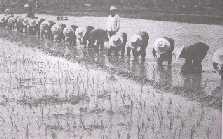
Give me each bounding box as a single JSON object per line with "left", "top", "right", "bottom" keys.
{"left": 110, "top": 34, "right": 122, "bottom": 46}
{"left": 110, "top": 6, "right": 117, "bottom": 11}
{"left": 4, "top": 9, "right": 10, "bottom": 13}
{"left": 128, "top": 34, "right": 142, "bottom": 49}
{"left": 24, "top": 4, "right": 30, "bottom": 8}
{"left": 153, "top": 37, "right": 171, "bottom": 52}
{"left": 130, "top": 34, "right": 141, "bottom": 43}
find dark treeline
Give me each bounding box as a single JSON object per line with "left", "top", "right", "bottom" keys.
{"left": 0, "top": 0, "right": 222, "bottom": 14}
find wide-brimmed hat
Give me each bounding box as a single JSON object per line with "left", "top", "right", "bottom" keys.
{"left": 129, "top": 34, "right": 142, "bottom": 48}
{"left": 111, "top": 34, "right": 122, "bottom": 45}
{"left": 24, "top": 4, "right": 30, "bottom": 8}
{"left": 4, "top": 8, "right": 10, "bottom": 13}
{"left": 110, "top": 6, "right": 117, "bottom": 11}
{"left": 153, "top": 38, "right": 171, "bottom": 51}
{"left": 130, "top": 34, "right": 141, "bottom": 43}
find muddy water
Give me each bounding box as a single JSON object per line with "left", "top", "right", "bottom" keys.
{"left": 0, "top": 15, "right": 222, "bottom": 110}
{"left": 0, "top": 37, "right": 221, "bottom": 139}
{"left": 0, "top": 16, "right": 222, "bottom": 138}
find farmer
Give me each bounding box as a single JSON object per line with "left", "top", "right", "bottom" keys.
{"left": 153, "top": 37, "right": 175, "bottom": 66}
{"left": 4, "top": 8, "right": 13, "bottom": 16}
{"left": 0, "top": 8, "right": 13, "bottom": 26}
{"left": 106, "top": 6, "right": 120, "bottom": 38}
{"left": 175, "top": 42, "right": 209, "bottom": 74}
{"left": 3, "top": 8, "right": 14, "bottom": 20}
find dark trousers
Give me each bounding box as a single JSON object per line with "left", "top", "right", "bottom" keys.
{"left": 108, "top": 31, "right": 116, "bottom": 38}
{"left": 181, "top": 58, "right": 202, "bottom": 74}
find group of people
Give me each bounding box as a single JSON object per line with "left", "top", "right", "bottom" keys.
{"left": 106, "top": 6, "right": 222, "bottom": 80}
{"left": 0, "top": 5, "right": 222, "bottom": 80}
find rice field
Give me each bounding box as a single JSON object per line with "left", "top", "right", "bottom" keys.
{"left": 0, "top": 14, "right": 222, "bottom": 139}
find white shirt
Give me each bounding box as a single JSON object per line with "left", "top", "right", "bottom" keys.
{"left": 106, "top": 14, "right": 120, "bottom": 32}
{"left": 153, "top": 37, "right": 171, "bottom": 57}
{"left": 109, "top": 33, "right": 123, "bottom": 48}
{"left": 63, "top": 26, "right": 74, "bottom": 37}
{"left": 127, "top": 34, "right": 142, "bottom": 49}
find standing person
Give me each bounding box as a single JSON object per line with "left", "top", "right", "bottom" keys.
{"left": 24, "top": 0, "right": 36, "bottom": 18}
{"left": 106, "top": 6, "right": 120, "bottom": 38}
{"left": 4, "top": 8, "right": 13, "bottom": 16}
{"left": 4, "top": 8, "right": 14, "bottom": 19}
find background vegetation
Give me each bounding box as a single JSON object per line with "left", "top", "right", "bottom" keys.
{"left": 0, "top": 0, "right": 222, "bottom": 15}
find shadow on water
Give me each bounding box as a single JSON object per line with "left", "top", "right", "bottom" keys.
{"left": 0, "top": 27, "right": 221, "bottom": 110}
{"left": 182, "top": 73, "right": 202, "bottom": 92}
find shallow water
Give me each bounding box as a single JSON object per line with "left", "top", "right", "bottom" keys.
{"left": 0, "top": 38, "right": 221, "bottom": 139}
{"left": 0, "top": 14, "right": 222, "bottom": 109}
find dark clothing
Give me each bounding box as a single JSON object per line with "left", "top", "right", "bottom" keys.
{"left": 180, "top": 42, "right": 209, "bottom": 74}
{"left": 108, "top": 31, "right": 117, "bottom": 38}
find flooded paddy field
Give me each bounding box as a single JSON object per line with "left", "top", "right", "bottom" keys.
{"left": 0, "top": 15, "right": 222, "bottom": 138}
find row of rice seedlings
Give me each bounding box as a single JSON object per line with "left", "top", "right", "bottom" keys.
{"left": 0, "top": 41, "right": 221, "bottom": 139}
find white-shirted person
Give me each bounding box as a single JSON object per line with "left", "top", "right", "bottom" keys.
{"left": 106, "top": 6, "right": 120, "bottom": 38}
